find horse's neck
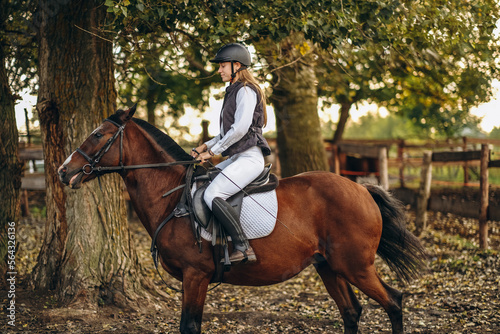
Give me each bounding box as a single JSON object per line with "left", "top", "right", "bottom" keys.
{"left": 121, "top": 128, "right": 187, "bottom": 237}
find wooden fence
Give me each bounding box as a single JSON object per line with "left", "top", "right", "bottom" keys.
{"left": 415, "top": 145, "right": 497, "bottom": 249}
{"left": 329, "top": 138, "right": 500, "bottom": 249}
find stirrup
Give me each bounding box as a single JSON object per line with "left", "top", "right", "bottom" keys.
{"left": 221, "top": 247, "right": 257, "bottom": 264}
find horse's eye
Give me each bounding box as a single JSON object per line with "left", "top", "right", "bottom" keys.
{"left": 94, "top": 132, "right": 103, "bottom": 139}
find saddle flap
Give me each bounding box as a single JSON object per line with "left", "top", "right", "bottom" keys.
{"left": 192, "top": 183, "right": 212, "bottom": 229}
{"left": 192, "top": 183, "right": 245, "bottom": 230}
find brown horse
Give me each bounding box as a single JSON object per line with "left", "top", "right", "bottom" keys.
{"left": 58, "top": 106, "right": 426, "bottom": 334}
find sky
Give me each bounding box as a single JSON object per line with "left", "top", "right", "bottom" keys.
{"left": 469, "top": 79, "right": 500, "bottom": 133}
{"left": 15, "top": 78, "right": 500, "bottom": 136}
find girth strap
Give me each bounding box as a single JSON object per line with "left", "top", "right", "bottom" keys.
{"left": 150, "top": 211, "right": 183, "bottom": 293}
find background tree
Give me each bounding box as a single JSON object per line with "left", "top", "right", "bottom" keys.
{"left": 490, "top": 127, "right": 500, "bottom": 140}
{"left": 256, "top": 36, "right": 329, "bottom": 176}
{"left": 2, "top": 0, "right": 38, "bottom": 94}
{"left": 317, "top": 0, "right": 499, "bottom": 141}
{"left": 0, "top": 0, "right": 22, "bottom": 284}
{"left": 344, "top": 112, "right": 422, "bottom": 140}
{"left": 31, "top": 0, "right": 151, "bottom": 308}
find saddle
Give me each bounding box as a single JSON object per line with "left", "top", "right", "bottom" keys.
{"left": 170, "top": 163, "right": 277, "bottom": 281}
{"left": 191, "top": 163, "right": 278, "bottom": 230}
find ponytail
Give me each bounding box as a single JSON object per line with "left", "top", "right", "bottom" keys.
{"left": 236, "top": 69, "right": 267, "bottom": 126}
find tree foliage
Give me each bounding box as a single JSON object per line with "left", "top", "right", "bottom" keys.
{"left": 344, "top": 112, "right": 424, "bottom": 140}
{"left": 317, "top": 0, "right": 499, "bottom": 138}
{"left": 114, "top": 38, "right": 217, "bottom": 127}
{"left": 490, "top": 126, "right": 500, "bottom": 140}
{"left": 2, "top": 0, "right": 37, "bottom": 95}
{"left": 3, "top": 0, "right": 499, "bottom": 139}
{"left": 100, "top": 0, "right": 500, "bottom": 144}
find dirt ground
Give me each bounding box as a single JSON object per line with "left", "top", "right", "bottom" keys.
{"left": 1, "top": 194, "right": 500, "bottom": 333}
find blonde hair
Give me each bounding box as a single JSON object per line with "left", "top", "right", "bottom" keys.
{"left": 236, "top": 69, "right": 267, "bottom": 126}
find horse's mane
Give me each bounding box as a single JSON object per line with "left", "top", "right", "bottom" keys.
{"left": 107, "top": 113, "right": 193, "bottom": 162}
{"left": 133, "top": 118, "right": 194, "bottom": 162}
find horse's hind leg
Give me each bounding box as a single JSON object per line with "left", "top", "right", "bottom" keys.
{"left": 347, "top": 266, "right": 403, "bottom": 334}
{"left": 314, "top": 262, "right": 362, "bottom": 334}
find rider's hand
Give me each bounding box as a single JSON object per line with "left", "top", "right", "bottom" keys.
{"left": 191, "top": 144, "right": 207, "bottom": 158}
{"left": 196, "top": 151, "right": 213, "bottom": 163}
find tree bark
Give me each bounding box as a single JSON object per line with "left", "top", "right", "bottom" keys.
{"left": 31, "top": 0, "right": 148, "bottom": 308}
{"left": 259, "top": 35, "right": 328, "bottom": 177}
{"left": 0, "top": 0, "right": 22, "bottom": 284}
{"left": 332, "top": 101, "right": 353, "bottom": 144}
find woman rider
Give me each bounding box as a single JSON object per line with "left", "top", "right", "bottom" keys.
{"left": 191, "top": 43, "right": 271, "bottom": 264}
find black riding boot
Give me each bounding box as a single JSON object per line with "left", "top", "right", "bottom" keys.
{"left": 212, "top": 197, "right": 256, "bottom": 264}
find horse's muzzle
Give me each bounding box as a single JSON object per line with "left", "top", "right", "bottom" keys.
{"left": 58, "top": 164, "right": 84, "bottom": 189}
{"left": 58, "top": 165, "right": 69, "bottom": 185}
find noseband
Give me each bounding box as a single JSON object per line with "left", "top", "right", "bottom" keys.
{"left": 76, "top": 118, "right": 126, "bottom": 175}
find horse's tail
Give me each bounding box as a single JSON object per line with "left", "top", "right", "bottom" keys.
{"left": 364, "top": 184, "right": 428, "bottom": 283}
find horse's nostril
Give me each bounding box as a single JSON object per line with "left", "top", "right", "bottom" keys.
{"left": 58, "top": 165, "right": 67, "bottom": 175}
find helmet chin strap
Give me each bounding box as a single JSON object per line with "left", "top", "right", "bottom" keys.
{"left": 230, "top": 61, "right": 247, "bottom": 84}
{"left": 230, "top": 61, "right": 236, "bottom": 83}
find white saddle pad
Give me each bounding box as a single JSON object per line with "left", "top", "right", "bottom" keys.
{"left": 192, "top": 185, "right": 278, "bottom": 241}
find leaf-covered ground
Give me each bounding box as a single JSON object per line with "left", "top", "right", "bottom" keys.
{"left": 2, "top": 205, "right": 499, "bottom": 333}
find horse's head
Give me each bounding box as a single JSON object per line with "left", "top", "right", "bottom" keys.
{"left": 58, "top": 105, "right": 136, "bottom": 189}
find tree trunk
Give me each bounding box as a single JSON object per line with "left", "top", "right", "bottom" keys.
{"left": 259, "top": 36, "right": 328, "bottom": 177}
{"left": 0, "top": 1, "right": 22, "bottom": 284}
{"left": 332, "top": 101, "right": 353, "bottom": 144}
{"left": 32, "top": 0, "right": 148, "bottom": 308}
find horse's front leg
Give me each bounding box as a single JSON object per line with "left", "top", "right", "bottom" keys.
{"left": 180, "top": 269, "right": 211, "bottom": 334}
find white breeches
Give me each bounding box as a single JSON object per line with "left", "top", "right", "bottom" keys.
{"left": 204, "top": 146, "right": 265, "bottom": 210}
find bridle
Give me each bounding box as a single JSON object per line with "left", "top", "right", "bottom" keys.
{"left": 75, "top": 118, "right": 196, "bottom": 176}
{"left": 76, "top": 118, "right": 126, "bottom": 175}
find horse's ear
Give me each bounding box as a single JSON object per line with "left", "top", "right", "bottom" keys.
{"left": 118, "top": 103, "right": 137, "bottom": 123}
{"left": 129, "top": 103, "right": 137, "bottom": 116}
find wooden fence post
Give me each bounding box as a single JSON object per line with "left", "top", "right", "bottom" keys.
{"left": 398, "top": 139, "right": 405, "bottom": 188}
{"left": 332, "top": 144, "right": 340, "bottom": 174}
{"left": 463, "top": 137, "right": 469, "bottom": 185}
{"left": 479, "top": 144, "right": 489, "bottom": 249}
{"left": 378, "top": 147, "right": 389, "bottom": 190}
{"left": 415, "top": 151, "right": 432, "bottom": 235}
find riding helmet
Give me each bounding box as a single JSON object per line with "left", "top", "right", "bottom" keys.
{"left": 210, "top": 43, "right": 252, "bottom": 67}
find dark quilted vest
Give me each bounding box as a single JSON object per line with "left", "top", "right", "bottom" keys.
{"left": 220, "top": 81, "right": 271, "bottom": 157}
